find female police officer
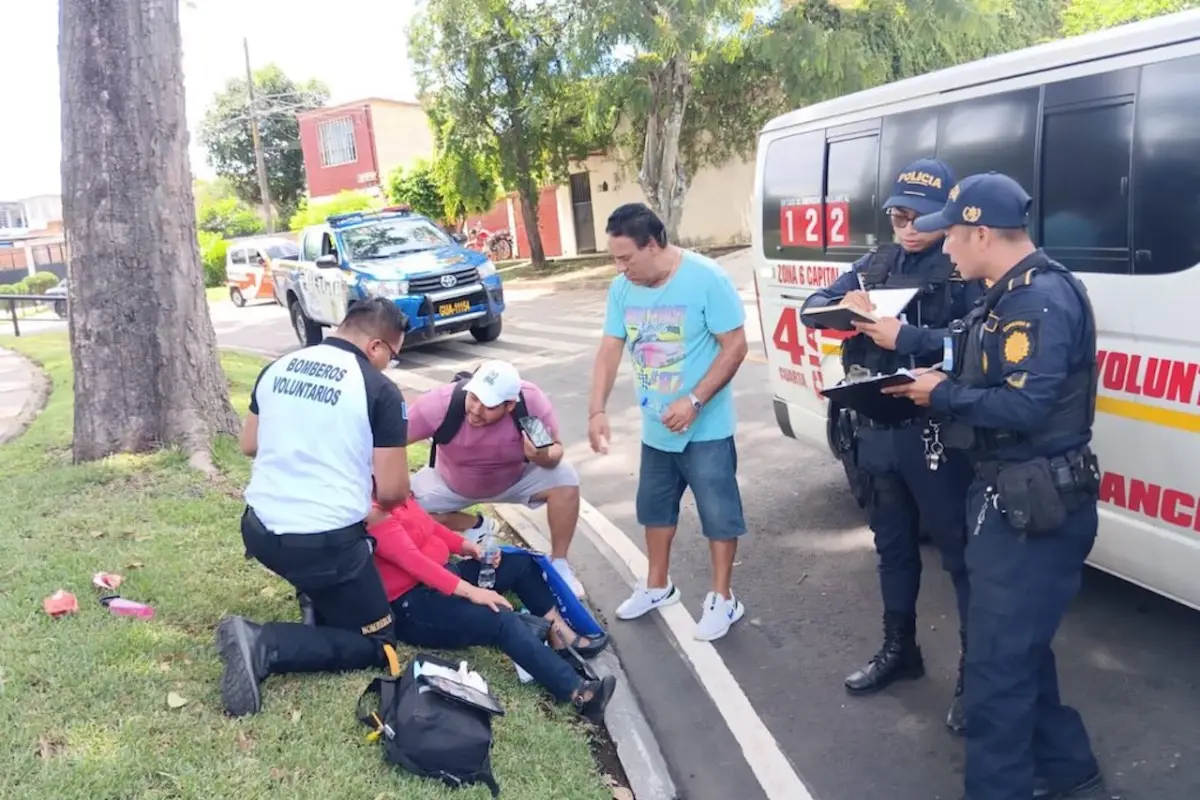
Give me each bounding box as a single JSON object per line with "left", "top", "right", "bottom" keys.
{"left": 216, "top": 297, "right": 412, "bottom": 717}
{"left": 886, "top": 173, "right": 1104, "bottom": 800}
{"left": 801, "top": 158, "right": 980, "bottom": 732}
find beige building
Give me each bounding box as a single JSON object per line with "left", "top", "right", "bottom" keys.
{"left": 573, "top": 147, "right": 754, "bottom": 251}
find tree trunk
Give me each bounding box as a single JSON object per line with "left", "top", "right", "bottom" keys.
{"left": 60, "top": 0, "right": 241, "bottom": 465}
{"left": 503, "top": 79, "right": 547, "bottom": 269}
{"left": 638, "top": 53, "right": 692, "bottom": 242}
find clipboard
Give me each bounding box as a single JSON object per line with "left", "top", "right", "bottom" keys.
{"left": 821, "top": 370, "right": 920, "bottom": 425}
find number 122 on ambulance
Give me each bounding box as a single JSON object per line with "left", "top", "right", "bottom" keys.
{"left": 780, "top": 200, "right": 850, "bottom": 247}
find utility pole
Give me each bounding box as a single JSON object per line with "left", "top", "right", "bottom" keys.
{"left": 243, "top": 37, "right": 274, "bottom": 233}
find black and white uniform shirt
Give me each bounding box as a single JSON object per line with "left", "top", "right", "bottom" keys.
{"left": 244, "top": 338, "right": 407, "bottom": 534}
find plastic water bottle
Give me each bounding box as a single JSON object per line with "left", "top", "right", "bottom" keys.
{"left": 478, "top": 531, "right": 498, "bottom": 589}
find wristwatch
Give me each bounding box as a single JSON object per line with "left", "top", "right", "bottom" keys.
{"left": 688, "top": 392, "right": 703, "bottom": 412}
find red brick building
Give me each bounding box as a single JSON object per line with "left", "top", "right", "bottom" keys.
{"left": 296, "top": 99, "right": 600, "bottom": 259}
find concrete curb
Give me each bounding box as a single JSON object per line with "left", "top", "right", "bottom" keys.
{"left": 491, "top": 502, "right": 679, "bottom": 800}
{"left": 0, "top": 346, "right": 52, "bottom": 446}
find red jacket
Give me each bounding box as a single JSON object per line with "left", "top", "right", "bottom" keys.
{"left": 367, "top": 500, "right": 468, "bottom": 600}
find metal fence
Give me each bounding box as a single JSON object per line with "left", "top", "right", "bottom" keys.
{"left": 0, "top": 294, "right": 66, "bottom": 336}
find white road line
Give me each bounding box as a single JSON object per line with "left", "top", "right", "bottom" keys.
{"left": 491, "top": 331, "right": 591, "bottom": 353}
{"left": 384, "top": 367, "right": 441, "bottom": 393}
{"left": 576, "top": 499, "right": 816, "bottom": 800}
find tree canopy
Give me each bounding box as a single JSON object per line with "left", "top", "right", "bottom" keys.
{"left": 409, "top": 0, "right": 614, "bottom": 264}
{"left": 198, "top": 64, "right": 328, "bottom": 225}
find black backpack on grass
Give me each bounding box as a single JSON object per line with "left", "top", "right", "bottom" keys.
{"left": 357, "top": 652, "right": 504, "bottom": 797}
{"left": 428, "top": 368, "right": 529, "bottom": 468}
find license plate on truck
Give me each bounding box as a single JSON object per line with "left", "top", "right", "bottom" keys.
{"left": 438, "top": 299, "right": 472, "bottom": 316}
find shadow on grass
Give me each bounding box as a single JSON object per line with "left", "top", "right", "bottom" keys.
{"left": 0, "top": 332, "right": 610, "bottom": 800}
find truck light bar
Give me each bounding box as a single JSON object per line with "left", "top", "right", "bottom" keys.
{"left": 326, "top": 205, "right": 414, "bottom": 228}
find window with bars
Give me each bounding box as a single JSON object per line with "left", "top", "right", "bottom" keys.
{"left": 317, "top": 116, "right": 358, "bottom": 167}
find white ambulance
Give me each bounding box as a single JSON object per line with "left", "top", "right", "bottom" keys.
{"left": 752, "top": 11, "right": 1200, "bottom": 610}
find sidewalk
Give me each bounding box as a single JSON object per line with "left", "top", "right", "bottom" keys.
{"left": 0, "top": 346, "right": 45, "bottom": 445}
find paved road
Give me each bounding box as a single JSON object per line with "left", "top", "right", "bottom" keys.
{"left": 212, "top": 254, "right": 1198, "bottom": 800}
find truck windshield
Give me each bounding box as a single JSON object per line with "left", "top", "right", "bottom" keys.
{"left": 340, "top": 218, "right": 450, "bottom": 260}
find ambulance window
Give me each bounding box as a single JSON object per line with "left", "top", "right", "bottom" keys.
{"left": 761, "top": 129, "right": 825, "bottom": 261}
{"left": 935, "top": 88, "right": 1039, "bottom": 194}
{"left": 824, "top": 132, "right": 880, "bottom": 260}
{"left": 230, "top": 249, "right": 247, "bottom": 265}
{"left": 1039, "top": 99, "right": 1133, "bottom": 273}
{"left": 1133, "top": 54, "right": 1200, "bottom": 275}
{"left": 877, "top": 108, "right": 939, "bottom": 233}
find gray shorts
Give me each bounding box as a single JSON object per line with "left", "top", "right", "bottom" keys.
{"left": 410, "top": 461, "right": 580, "bottom": 513}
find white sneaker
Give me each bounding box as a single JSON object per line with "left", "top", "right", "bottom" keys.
{"left": 615, "top": 581, "right": 681, "bottom": 620}
{"left": 552, "top": 558, "right": 586, "bottom": 599}
{"left": 464, "top": 515, "right": 498, "bottom": 545}
{"left": 694, "top": 591, "right": 745, "bottom": 642}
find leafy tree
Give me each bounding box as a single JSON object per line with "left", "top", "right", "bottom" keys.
{"left": 409, "top": 0, "right": 613, "bottom": 267}
{"left": 425, "top": 97, "right": 503, "bottom": 228}
{"left": 198, "top": 65, "right": 328, "bottom": 226}
{"left": 288, "top": 190, "right": 382, "bottom": 231}
{"left": 60, "top": 0, "right": 240, "bottom": 463}
{"left": 197, "top": 196, "right": 266, "bottom": 238}
{"left": 198, "top": 231, "right": 230, "bottom": 289}
{"left": 385, "top": 160, "right": 446, "bottom": 221}
{"left": 589, "top": 0, "right": 1062, "bottom": 237}
{"left": 1060, "top": 0, "right": 1200, "bottom": 34}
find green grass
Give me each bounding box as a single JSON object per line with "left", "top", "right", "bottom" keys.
{"left": 0, "top": 332, "right": 608, "bottom": 800}
{"left": 205, "top": 286, "right": 228, "bottom": 303}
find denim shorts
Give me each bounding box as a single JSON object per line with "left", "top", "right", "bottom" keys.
{"left": 635, "top": 437, "right": 746, "bottom": 540}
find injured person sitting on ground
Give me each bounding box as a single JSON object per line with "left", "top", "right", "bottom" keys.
{"left": 366, "top": 498, "right": 616, "bottom": 722}
{"left": 406, "top": 359, "right": 586, "bottom": 598}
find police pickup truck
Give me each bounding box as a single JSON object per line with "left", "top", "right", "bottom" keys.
{"left": 272, "top": 206, "right": 506, "bottom": 348}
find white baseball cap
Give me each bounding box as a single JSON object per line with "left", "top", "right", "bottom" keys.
{"left": 463, "top": 360, "right": 522, "bottom": 408}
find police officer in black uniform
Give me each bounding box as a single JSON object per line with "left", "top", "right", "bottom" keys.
{"left": 886, "top": 173, "right": 1104, "bottom": 800}
{"left": 802, "top": 158, "right": 981, "bottom": 730}
{"left": 216, "top": 298, "right": 412, "bottom": 717}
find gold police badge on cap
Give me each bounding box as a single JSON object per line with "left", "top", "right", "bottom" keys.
{"left": 962, "top": 206, "right": 982, "bottom": 223}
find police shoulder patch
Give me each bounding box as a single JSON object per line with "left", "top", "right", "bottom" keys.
{"left": 1003, "top": 323, "right": 1036, "bottom": 365}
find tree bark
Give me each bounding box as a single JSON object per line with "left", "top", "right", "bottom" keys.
{"left": 60, "top": 0, "right": 241, "bottom": 465}
{"left": 502, "top": 71, "right": 547, "bottom": 268}
{"left": 638, "top": 53, "right": 692, "bottom": 242}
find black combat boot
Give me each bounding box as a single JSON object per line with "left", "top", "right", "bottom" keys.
{"left": 946, "top": 630, "right": 966, "bottom": 735}
{"left": 215, "top": 616, "right": 270, "bottom": 717}
{"left": 844, "top": 612, "right": 925, "bottom": 695}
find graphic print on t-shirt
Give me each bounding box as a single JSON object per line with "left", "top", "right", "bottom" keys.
{"left": 625, "top": 305, "right": 686, "bottom": 413}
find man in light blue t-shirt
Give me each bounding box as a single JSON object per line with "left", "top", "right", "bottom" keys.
{"left": 588, "top": 203, "right": 750, "bottom": 642}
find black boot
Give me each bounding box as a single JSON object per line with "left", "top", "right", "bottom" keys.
{"left": 297, "top": 592, "right": 318, "bottom": 626}
{"left": 215, "top": 616, "right": 270, "bottom": 717}
{"left": 844, "top": 612, "right": 924, "bottom": 695}
{"left": 946, "top": 632, "right": 966, "bottom": 735}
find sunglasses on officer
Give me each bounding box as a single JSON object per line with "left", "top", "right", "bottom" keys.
{"left": 887, "top": 209, "right": 919, "bottom": 229}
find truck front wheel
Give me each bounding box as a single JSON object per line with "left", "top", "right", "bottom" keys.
{"left": 470, "top": 318, "right": 502, "bottom": 343}
{"left": 290, "top": 300, "right": 323, "bottom": 346}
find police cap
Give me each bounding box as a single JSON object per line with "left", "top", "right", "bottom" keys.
{"left": 913, "top": 172, "right": 1032, "bottom": 233}
{"left": 882, "top": 158, "right": 956, "bottom": 216}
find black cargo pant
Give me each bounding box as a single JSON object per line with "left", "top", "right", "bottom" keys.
{"left": 857, "top": 422, "right": 972, "bottom": 625}
{"left": 241, "top": 507, "right": 390, "bottom": 675}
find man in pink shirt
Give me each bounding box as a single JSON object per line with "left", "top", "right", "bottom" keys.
{"left": 407, "top": 360, "right": 584, "bottom": 597}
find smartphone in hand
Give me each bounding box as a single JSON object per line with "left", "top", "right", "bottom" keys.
{"left": 518, "top": 415, "right": 554, "bottom": 449}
